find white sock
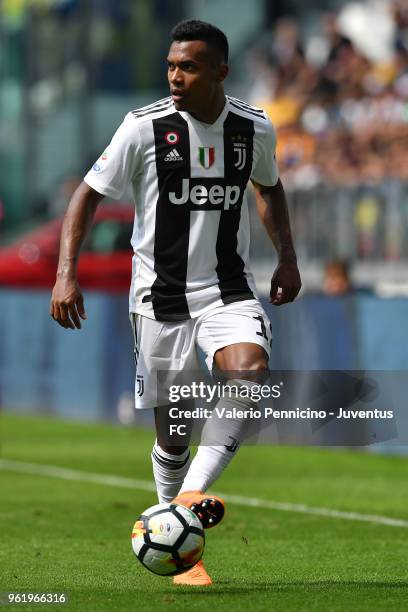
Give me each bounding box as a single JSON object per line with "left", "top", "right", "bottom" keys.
{"left": 178, "top": 445, "right": 234, "bottom": 494}
{"left": 179, "top": 379, "right": 257, "bottom": 493}
{"left": 151, "top": 441, "right": 191, "bottom": 503}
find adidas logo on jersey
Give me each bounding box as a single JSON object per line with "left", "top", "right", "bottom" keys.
{"left": 169, "top": 178, "right": 241, "bottom": 210}
{"left": 164, "top": 148, "right": 183, "bottom": 162}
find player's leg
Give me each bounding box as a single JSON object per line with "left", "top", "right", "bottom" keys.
{"left": 131, "top": 314, "right": 213, "bottom": 586}
{"left": 177, "top": 344, "right": 268, "bottom": 493}
{"left": 131, "top": 314, "right": 194, "bottom": 504}
{"left": 176, "top": 300, "right": 271, "bottom": 497}
{"left": 172, "top": 304, "right": 270, "bottom": 586}
{"left": 152, "top": 405, "right": 193, "bottom": 503}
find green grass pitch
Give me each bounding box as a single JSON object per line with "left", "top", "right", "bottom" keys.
{"left": 1, "top": 412, "right": 408, "bottom": 611}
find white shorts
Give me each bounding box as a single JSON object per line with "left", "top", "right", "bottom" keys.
{"left": 130, "top": 299, "right": 272, "bottom": 409}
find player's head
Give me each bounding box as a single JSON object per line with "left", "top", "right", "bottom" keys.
{"left": 167, "top": 20, "right": 229, "bottom": 115}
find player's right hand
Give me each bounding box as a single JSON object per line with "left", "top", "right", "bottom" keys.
{"left": 50, "top": 277, "right": 87, "bottom": 329}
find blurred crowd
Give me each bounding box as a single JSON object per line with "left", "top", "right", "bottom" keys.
{"left": 247, "top": 1, "right": 408, "bottom": 190}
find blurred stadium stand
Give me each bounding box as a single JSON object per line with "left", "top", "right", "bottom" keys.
{"left": 1, "top": 0, "right": 407, "bottom": 275}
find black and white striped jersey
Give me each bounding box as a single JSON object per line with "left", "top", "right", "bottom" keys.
{"left": 84, "top": 96, "right": 279, "bottom": 321}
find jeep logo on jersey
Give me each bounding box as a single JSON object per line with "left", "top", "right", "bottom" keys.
{"left": 168, "top": 179, "right": 241, "bottom": 210}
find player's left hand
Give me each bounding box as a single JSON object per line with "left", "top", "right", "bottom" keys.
{"left": 269, "top": 260, "right": 301, "bottom": 305}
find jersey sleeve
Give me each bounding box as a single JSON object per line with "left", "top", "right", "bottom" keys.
{"left": 250, "top": 117, "right": 279, "bottom": 187}
{"left": 84, "top": 112, "right": 142, "bottom": 199}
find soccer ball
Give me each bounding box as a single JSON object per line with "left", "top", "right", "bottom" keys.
{"left": 131, "top": 503, "right": 205, "bottom": 576}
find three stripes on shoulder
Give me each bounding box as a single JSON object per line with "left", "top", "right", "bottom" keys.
{"left": 130, "top": 96, "right": 267, "bottom": 121}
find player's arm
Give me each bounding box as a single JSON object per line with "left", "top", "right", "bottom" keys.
{"left": 251, "top": 178, "right": 301, "bottom": 305}
{"left": 50, "top": 181, "right": 105, "bottom": 329}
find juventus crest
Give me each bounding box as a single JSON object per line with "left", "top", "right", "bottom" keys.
{"left": 232, "top": 136, "right": 247, "bottom": 170}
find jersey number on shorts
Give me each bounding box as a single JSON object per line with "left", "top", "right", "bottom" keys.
{"left": 253, "top": 315, "right": 268, "bottom": 341}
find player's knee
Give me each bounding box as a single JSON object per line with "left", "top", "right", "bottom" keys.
{"left": 238, "top": 358, "right": 269, "bottom": 384}
{"left": 215, "top": 343, "right": 269, "bottom": 373}
{"left": 220, "top": 354, "right": 268, "bottom": 373}
{"left": 243, "top": 356, "right": 268, "bottom": 371}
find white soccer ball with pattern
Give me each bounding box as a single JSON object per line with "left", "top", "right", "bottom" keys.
{"left": 131, "top": 503, "right": 205, "bottom": 576}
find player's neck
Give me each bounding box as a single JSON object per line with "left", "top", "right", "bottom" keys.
{"left": 188, "top": 91, "right": 226, "bottom": 125}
